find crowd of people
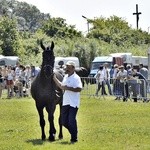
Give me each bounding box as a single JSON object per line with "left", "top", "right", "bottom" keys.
{"left": 0, "top": 61, "right": 149, "bottom": 103}
{"left": 0, "top": 62, "right": 40, "bottom": 99}
{"left": 95, "top": 63, "right": 149, "bottom": 102}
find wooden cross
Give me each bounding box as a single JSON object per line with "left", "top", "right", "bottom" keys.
{"left": 133, "top": 4, "right": 142, "bottom": 29}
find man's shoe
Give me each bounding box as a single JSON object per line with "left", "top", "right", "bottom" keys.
{"left": 123, "top": 97, "right": 127, "bottom": 102}
{"left": 70, "top": 139, "right": 78, "bottom": 144}
{"left": 115, "top": 97, "right": 118, "bottom": 100}
{"left": 133, "top": 98, "right": 137, "bottom": 102}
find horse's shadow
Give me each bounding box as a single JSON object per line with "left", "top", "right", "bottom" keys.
{"left": 26, "top": 139, "right": 44, "bottom": 145}
{"left": 26, "top": 139, "right": 70, "bottom": 145}
{"left": 59, "top": 141, "right": 70, "bottom": 145}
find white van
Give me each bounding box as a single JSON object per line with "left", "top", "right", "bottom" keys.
{"left": 132, "top": 56, "right": 148, "bottom": 69}
{"left": 89, "top": 56, "right": 113, "bottom": 77}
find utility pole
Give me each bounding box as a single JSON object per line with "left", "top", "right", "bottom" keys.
{"left": 148, "top": 26, "right": 150, "bottom": 34}
{"left": 133, "top": 4, "right": 142, "bottom": 29}
{"left": 82, "top": 15, "right": 89, "bottom": 33}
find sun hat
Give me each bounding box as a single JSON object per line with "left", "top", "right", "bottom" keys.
{"left": 114, "top": 64, "right": 118, "bottom": 68}
{"left": 126, "top": 64, "right": 131, "bottom": 68}
{"left": 119, "top": 65, "right": 124, "bottom": 69}
{"left": 66, "top": 61, "right": 75, "bottom": 67}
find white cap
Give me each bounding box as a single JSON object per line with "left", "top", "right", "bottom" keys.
{"left": 126, "top": 64, "right": 131, "bottom": 68}
{"left": 66, "top": 61, "right": 75, "bottom": 67}
{"left": 114, "top": 64, "right": 118, "bottom": 68}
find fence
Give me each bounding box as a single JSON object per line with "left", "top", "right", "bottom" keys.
{"left": 81, "top": 77, "right": 150, "bottom": 102}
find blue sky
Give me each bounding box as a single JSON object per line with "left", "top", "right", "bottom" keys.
{"left": 18, "top": 0, "right": 150, "bottom": 34}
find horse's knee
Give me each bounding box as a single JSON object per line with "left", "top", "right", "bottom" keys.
{"left": 40, "top": 118, "right": 45, "bottom": 127}
{"left": 48, "top": 114, "right": 54, "bottom": 122}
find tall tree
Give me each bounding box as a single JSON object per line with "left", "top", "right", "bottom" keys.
{"left": 14, "top": 1, "right": 43, "bottom": 31}
{"left": 0, "top": 17, "right": 21, "bottom": 56}
{"left": 41, "top": 17, "right": 82, "bottom": 38}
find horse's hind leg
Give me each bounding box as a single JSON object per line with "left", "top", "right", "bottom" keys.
{"left": 36, "top": 105, "right": 46, "bottom": 140}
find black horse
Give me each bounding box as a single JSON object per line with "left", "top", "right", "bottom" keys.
{"left": 31, "top": 40, "right": 63, "bottom": 141}
{"left": 75, "top": 67, "right": 90, "bottom": 87}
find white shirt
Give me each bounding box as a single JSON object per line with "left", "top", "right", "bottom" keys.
{"left": 117, "top": 69, "right": 127, "bottom": 82}
{"left": 15, "top": 67, "right": 20, "bottom": 79}
{"left": 62, "top": 72, "right": 82, "bottom": 108}
{"left": 95, "top": 70, "right": 105, "bottom": 83}
{"left": 7, "top": 70, "right": 14, "bottom": 80}
{"left": 113, "top": 68, "right": 119, "bottom": 79}
{"left": 103, "top": 68, "right": 110, "bottom": 79}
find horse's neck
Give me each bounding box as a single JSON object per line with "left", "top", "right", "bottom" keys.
{"left": 40, "top": 68, "right": 44, "bottom": 74}
{"left": 38, "top": 70, "right": 46, "bottom": 78}
{"left": 39, "top": 69, "right": 53, "bottom": 81}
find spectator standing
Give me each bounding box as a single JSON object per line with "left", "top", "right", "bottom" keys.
{"left": 113, "top": 64, "right": 121, "bottom": 100}
{"left": 95, "top": 65, "right": 106, "bottom": 96}
{"left": 0, "top": 67, "right": 4, "bottom": 98}
{"left": 139, "top": 63, "right": 148, "bottom": 80}
{"left": 103, "top": 63, "right": 112, "bottom": 95}
{"left": 6, "top": 66, "right": 15, "bottom": 98}
{"left": 117, "top": 65, "right": 128, "bottom": 101}
{"left": 15, "top": 62, "right": 21, "bottom": 79}
{"left": 109, "top": 65, "right": 114, "bottom": 84}
{"left": 3, "top": 65, "right": 8, "bottom": 88}
{"left": 126, "top": 64, "right": 132, "bottom": 75}
{"left": 131, "top": 69, "right": 147, "bottom": 102}
{"left": 24, "top": 65, "right": 31, "bottom": 88}
{"left": 30, "top": 65, "right": 40, "bottom": 82}
{"left": 18, "top": 65, "right": 26, "bottom": 87}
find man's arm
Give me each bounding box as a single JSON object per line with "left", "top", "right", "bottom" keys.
{"left": 53, "top": 74, "right": 82, "bottom": 92}
{"left": 63, "top": 86, "right": 82, "bottom": 92}
{"left": 53, "top": 74, "right": 64, "bottom": 90}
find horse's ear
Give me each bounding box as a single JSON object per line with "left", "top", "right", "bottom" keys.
{"left": 40, "top": 39, "right": 45, "bottom": 50}
{"left": 51, "top": 41, "right": 54, "bottom": 50}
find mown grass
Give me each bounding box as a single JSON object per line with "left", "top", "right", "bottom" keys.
{"left": 0, "top": 94, "right": 150, "bottom": 150}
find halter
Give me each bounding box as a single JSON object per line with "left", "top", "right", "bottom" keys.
{"left": 43, "top": 64, "right": 53, "bottom": 79}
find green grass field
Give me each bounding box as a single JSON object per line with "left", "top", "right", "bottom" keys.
{"left": 0, "top": 94, "right": 150, "bottom": 150}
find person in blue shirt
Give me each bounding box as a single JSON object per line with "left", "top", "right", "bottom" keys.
{"left": 31, "top": 65, "right": 40, "bottom": 82}
{"left": 109, "top": 65, "right": 114, "bottom": 84}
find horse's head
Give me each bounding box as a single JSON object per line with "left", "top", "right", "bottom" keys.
{"left": 40, "top": 40, "right": 55, "bottom": 78}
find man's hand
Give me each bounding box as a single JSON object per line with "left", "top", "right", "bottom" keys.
{"left": 53, "top": 73, "right": 56, "bottom": 79}
{"left": 61, "top": 85, "right": 67, "bottom": 90}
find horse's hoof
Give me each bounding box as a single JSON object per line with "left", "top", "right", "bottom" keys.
{"left": 49, "top": 134, "right": 55, "bottom": 142}
{"left": 41, "top": 135, "right": 46, "bottom": 140}
{"left": 48, "top": 137, "right": 55, "bottom": 142}
{"left": 58, "top": 135, "right": 63, "bottom": 140}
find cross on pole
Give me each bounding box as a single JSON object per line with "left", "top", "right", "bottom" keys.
{"left": 133, "top": 4, "right": 142, "bottom": 29}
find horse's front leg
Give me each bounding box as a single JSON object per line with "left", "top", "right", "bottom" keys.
{"left": 36, "top": 105, "right": 46, "bottom": 140}
{"left": 47, "top": 105, "right": 56, "bottom": 141}
{"left": 58, "top": 103, "right": 63, "bottom": 139}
